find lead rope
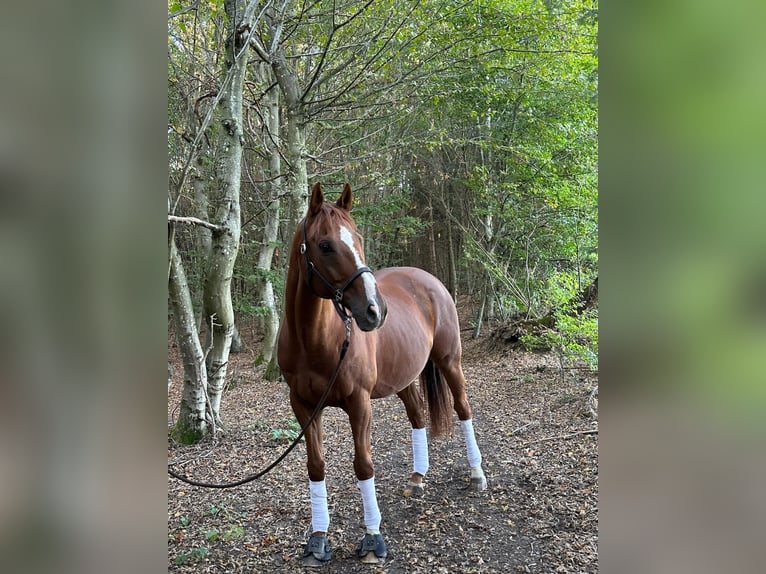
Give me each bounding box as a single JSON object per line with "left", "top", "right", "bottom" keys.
{"left": 167, "top": 316, "right": 352, "bottom": 489}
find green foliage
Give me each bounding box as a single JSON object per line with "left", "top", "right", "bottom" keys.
{"left": 231, "top": 267, "right": 284, "bottom": 318}
{"left": 222, "top": 525, "right": 245, "bottom": 540}
{"left": 170, "top": 502, "right": 245, "bottom": 565}
{"left": 270, "top": 417, "right": 302, "bottom": 442}
{"left": 520, "top": 270, "right": 599, "bottom": 370}
{"left": 401, "top": 0, "right": 598, "bottom": 329}
{"left": 241, "top": 267, "right": 283, "bottom": 287}
{"left": 232, "top": 299, "right": 274, "bottom": 318}
{"left": 168, "top": 0, "right": 598, "bottom": 377}
{"left": 204, "top": 528, "right": 219, "bottom": 541}
{"left": 175, "top": 547, "right": 209, "bottom": 565}
{"left": 353, "top": 189, "right": 429, "bottom": 269}
{"left": 203, "top": 504, "right": 221, "bottom": 517}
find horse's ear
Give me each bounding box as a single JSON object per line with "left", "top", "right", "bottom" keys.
{"left": 309, "top": 182, "right": 324, "bottom": 217}
{"left": 336, "top": 183, "right": 353, "bottom": 211}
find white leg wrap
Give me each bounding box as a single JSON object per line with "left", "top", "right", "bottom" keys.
{"left": 357, "top": 476, "right": 381, "bottom": 534}
{"left": 309, "top": 480, "right": 330, "bottom": 533}
{"left": 460, "top": 418, "right": 483, "bottom": 470}
{"left": 411, "top": 427, "right": 429, "bottom": 476}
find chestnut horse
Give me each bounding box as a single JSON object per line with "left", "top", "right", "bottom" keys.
{"left": 278, "top": 182, "right": 487, "bottom": 566}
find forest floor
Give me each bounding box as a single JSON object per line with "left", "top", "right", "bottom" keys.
{"left": 167, "top": 306, "right": 598, "bottom": 573}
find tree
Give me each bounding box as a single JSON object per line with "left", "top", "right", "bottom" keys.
{"left": 252, "top": 62, "right": 282, "bottom": 366}
{"left": 200, "top": 0, "right": 252, "bottom": 423}
{"left": 169, "top": 233, "right": 210, "bottom": 442}
{"left": 168, "top": 0, "right": 264, "bottom": 440}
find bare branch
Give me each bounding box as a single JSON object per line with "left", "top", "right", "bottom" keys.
{"left": 169, "top": 1, "right": 200, "bottom": 20}
{"left": 168, "top": 215, "right": 223, "bottom": 232}
{"left": 170, "top": 0, "right": 271, "bottom": 213}
{"left": 249, "top": 36, "right": 271, "bottom": 62}
{"left": 300, "top": 0, "right": 377, "bottom": 102}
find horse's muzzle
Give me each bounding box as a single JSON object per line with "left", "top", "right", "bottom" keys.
{"left": 354, "top": 296, "right": 387, "bottom": 332}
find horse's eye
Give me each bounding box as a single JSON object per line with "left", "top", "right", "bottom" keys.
{"left": 318, "top": 241, "right": 333, "bottom": 254}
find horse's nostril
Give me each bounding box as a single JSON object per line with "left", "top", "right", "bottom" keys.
{"left": 367, "top": 303, "right": 379, "bottom": 320}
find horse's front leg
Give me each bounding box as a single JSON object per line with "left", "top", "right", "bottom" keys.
{"left": 346, "top": 394, "right": 388, "bottom": 564}
{"left": 290, "top": 392, "right": 332, "bottom": 567}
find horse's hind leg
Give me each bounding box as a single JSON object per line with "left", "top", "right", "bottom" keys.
{"left": 435, "top": 355, "right": 488, "bottom": 491}
{"left": 397, "top": 383, "right": 429, "bottom": 497}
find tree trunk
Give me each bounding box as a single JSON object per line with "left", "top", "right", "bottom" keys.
{"left": 482, "top": 212, "right": 496, "bottom": 321}
{"left": 230, "top": 326, "right": 243, "bottom": 353}
{"left": 473, "top": 291, "right": 485, "bottom": 339}
{"left": 272, "top": 49, "right": 308, "bottom": 230}
{"left": 201, "top": 0, "right": 250, "bottom": 423}
{"left": 255, "top": 63, "right": 282, "bottom": 365}
{"left": 427, "top": 193, "right": 438, "bottom": 276}
{"left": 193, "top": 141, "right": 244, "bottom": 353}
{"left": 169, "top": 239, "right": 209, "bottom": 443}
{"left": 447, "top": 212, "right": 457, "bottom": 301}
{"left": 193, "top": 158, "right": 212, "bottom": 334}
{"left": 284, "top": 107, "right": 308, "bottom": 228}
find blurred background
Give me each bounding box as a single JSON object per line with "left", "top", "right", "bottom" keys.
{"left": 602, "top": 0, "right": 766, "bottom": 571}
{"left": 0, "top": 1, "right": 167, "bottom": 573}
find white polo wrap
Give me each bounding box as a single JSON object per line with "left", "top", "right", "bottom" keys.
{"left": 412, "top": 427, "right": 429, "bottom": 476}
{"left": 357, "top": 476, "right": 381, "bottom": 534}
{"left": 460, "top": 418, "right": 483, "bottom": 469}
{"left": 309, "top": 479, "right": 330, "bottom": 533}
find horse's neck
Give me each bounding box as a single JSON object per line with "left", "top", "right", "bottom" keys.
{"left": 284, "top": 265, "right": 341, "bottom": 352}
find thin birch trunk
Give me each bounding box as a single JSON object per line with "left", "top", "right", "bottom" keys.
{"left": 255, "top": 63, "right": 281, "bottom": 365}
{"left": 272, "top": 49, "right": 308, "bottom": 230}
{"left": 447, "top": 218, "right": 457, "bottom": 302}
{"left": 202, "top": 0, "right": 251, "bottom": 422}
{"left": 473, "top": 290, "right": 485, "bottom": 339}
{"left": 169, "top": 239, "right": 208, "bottom": 442}
{"left": 193, "top": 160, "right": 212, "bottom": 333}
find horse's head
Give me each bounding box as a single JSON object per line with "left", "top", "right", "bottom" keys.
{"left": 301, "top": 182, "right": 388, "bottom": 332}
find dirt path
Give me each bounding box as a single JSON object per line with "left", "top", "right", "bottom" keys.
{"left": 167, "top": 330, "right": 598, "bottom": 573}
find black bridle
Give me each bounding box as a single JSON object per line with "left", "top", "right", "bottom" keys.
{"left": 301, "top": 217, "right": 373, "bottom": 325}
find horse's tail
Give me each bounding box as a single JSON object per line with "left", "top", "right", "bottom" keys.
{"left": 420, "top": 359, "right": 453, "bottom": 437}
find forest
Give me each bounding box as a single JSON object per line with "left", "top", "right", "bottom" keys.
{"left": 168, "top": 0, "right": 597, "bottom": 571}
{"left": 168, "top": 0, "right": 597, "bottom": 439}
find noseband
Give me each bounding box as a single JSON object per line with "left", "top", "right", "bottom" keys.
{"left": 301, "top": 218, "right": 374, "bottom": 324}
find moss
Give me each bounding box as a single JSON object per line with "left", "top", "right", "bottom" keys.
{"left": 171, "top": 420, "right": 207, "bottom": 444}
{"left": 263, "top": 356, "right": 282, "bottom": 382}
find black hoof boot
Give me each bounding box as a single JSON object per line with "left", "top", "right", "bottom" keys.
{"left": 302, "top": 534, "right": 331, "bottom": 567}
{"left": 356, "top": 533, "right": 387, "bottom": 564}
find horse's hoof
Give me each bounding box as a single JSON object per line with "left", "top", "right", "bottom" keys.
{"left": 303, "top": 554, "right": 330, "bottom": 568}
{"left": 356, "top": 533, "right": 387, "bottom": 564}
{"left": 360, "top": 551, "right": 385, "bottom": 564}
{"left": 470, "top": 475, "right": 488, "bottom": 491}
{"left": 403, "top": 481, "right": 425, "bottom": 498}
{"left": 302, "top": 534, "right": 331, "bottom": 567}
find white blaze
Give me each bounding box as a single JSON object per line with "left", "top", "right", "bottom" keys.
{"left": 339, "top": 225, "right": 377, "bottom": 304}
